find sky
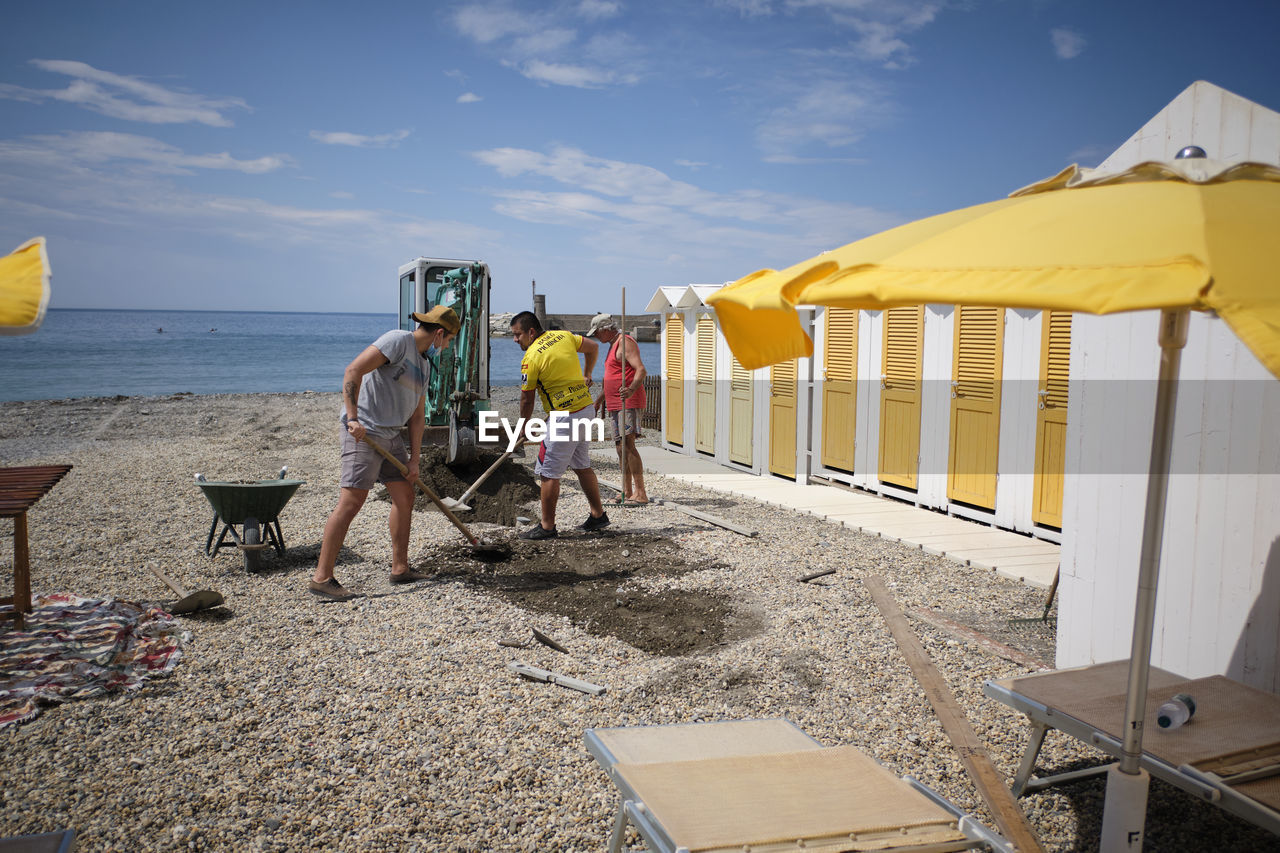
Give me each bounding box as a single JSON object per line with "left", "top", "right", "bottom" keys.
{"left": 2, "top": 0, "right": 1278, "bottom": 317}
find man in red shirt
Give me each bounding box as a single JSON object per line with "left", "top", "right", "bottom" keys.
{"left": 588, "top": 313, "right": 649, "bottom": 505}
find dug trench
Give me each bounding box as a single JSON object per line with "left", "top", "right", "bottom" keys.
{"left": 381, "top": 447, "right": 764, "bottom": 657}
{"left": 423, "top": 532, "right": 764, "bottom": 656}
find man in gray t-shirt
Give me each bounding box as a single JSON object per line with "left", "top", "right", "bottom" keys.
{"left": 309, "top": 305, "right": 460, "bottom": 601}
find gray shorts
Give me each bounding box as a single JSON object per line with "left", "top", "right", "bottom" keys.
{"left": 534, "top": 408, "right": 597, "bottom": 480}
{"left": 340, "top": 428, "right": 408, "bottom": 490}
{"left": 608, "top": 409, "right": 641, "bottom": 443}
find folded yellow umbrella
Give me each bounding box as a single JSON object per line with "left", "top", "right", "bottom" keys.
{"left": 708, "top": 159, "right": 1280, "bottom": 380}
{"left": 0, "top": 238, "right": 51, "bottom": 335}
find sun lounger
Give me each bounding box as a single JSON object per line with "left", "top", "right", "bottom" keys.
{"left": 984, "top": 660, "right": 1280, "bottom": 837}
{"left": 584, "top": 718, "right": 1013, "bottom": 853}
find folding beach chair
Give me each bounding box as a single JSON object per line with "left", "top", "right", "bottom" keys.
{"left": 984, "top": 660, "right": 1280, "bottom": 837}
{"left": 585, "top": 718, "right": 1014, "bottom": 853}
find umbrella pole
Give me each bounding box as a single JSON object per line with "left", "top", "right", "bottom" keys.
{"left": 1100, "top": 308, "right": 1189, "bottom": 853}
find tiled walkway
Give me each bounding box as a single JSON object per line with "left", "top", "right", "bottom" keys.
{"left": 596, "top": 445, "right": 1060, "bottom": 590}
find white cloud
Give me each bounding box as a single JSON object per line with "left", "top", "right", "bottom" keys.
{"left": 457, "top": 92, "right": 483, "bottom": 103}
{"left": 470, "top": 144, "right": 900, "bottom": 264}
{"left": 783, "top": 0, "right": 944, "bottom": 68}
{"left": 577, "top": 0, "right": 622, "bottom": 19}
{"left": 0, "top": 131, "right": 289, "bottom": 175}
{"left": 675, "top": 159, "right": 709, "bottom": 169}
{"left": 755, "top": 77, "right": 887, "bottom": 156}
{"left": 452, "top": 3, "right": 537, "bottom": 43}
{"left": 512, "top": 27, "right": 578, "bottom": 55}
{"left": 714, "top": 0, "right": 774, "bottom": 16}
{"left": 451, "top": 1, "right": 641, "bottom": 89}
{"left": 517, "top": 60, "right": 619, "bottom": 89}
{"left": 330, "top": 190, "right": 355, "bottom": 199}
{"left": 763, "top": 154, "right": 867, "bottom": 165}
{"left": 0, "top": 59, "right": 249, "bottom": 126}
{"left": 309, "top": 129, "right": 411, "bottom": 148}
{"left": 1051, "top": 27, "right": 1086, "bottom": 59}
{"left": 1065, "top": 143, "right": 1110, "bottom": 166}
{"left": 0, "top": 133, "right": 496, "bottom": 252}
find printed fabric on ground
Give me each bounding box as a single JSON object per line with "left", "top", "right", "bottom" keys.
{"left": 0, "top": 593, "right": 186, "bottom": 728}
{"left": 520, "top": 329, "right": 592, "bottom": 414}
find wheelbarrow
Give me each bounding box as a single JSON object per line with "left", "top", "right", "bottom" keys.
{"left": 196, "top": 468, "right": 304, "bottom": 572}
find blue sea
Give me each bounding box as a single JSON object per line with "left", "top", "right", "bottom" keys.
{"left": 0, "top": 309, "right": 660, "bottom": 402}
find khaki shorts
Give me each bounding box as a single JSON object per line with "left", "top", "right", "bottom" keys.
{"left": 608, "top": 409, "right": 641, "bottom": 443}
{"left": 534, "top": 408, "right": 597, "bottom": 480}
{"left": 340, "top": 428, "right": 408, "bottom": 490}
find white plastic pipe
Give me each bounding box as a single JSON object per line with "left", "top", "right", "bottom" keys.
{"left": 1100, "top": 763, "right": 1150, "bottom": 852}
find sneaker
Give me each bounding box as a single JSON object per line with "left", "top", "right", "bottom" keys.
{"left": 309, "top": 578, "right": 358, "bottom": 601}
{"left": 390, "top": 569, "right": 431, "bottom": 585}
{"left": 580, "top": 511, "right": 611, "bottom": 532}
{"left": 520, "top": 524, "right": 559, "bottom": 540}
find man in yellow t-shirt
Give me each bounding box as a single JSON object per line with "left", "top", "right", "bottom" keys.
{"left": 511, "top": 310, "right": 609, "bottom": 539}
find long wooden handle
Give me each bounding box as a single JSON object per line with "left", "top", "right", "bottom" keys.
{"left": 863, "top": 576, "right": 1046, "bottom": 853}
{"left": 147, "top": 562, "right": 190, "bottom": 598}
{"left": 457, "top": 440, "right": 527, "bottom": 505}
{"left": 620, "top": 285, "right": 627, "bottom": 494}
{"left": 359, "top": 436, "right": 480, "bottom": 545}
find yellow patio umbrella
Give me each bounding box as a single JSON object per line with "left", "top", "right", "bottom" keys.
{"left": 707, "top": 154, "right": 1280, "bottom": 852}
{"left": 0, "top": 237, "right": 52, "bottom": 335}
{"left": 709, "top": 158, "right": 1280, "bottom": 378}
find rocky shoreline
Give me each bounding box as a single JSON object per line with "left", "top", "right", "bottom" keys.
{"left": 0, "top": 391, "right": 1272, "bottom": 851}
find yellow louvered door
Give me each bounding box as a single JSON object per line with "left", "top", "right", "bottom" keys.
{"left": 947, "top": 306, "right": 1004, "bottom": 509}
{"left": 664, "top": 313, "right": 684, "bottom": 446}
{"left": 769, "top": 358, "right": 797, "bottom": 478}
{"left": 695, "top": 314, "right": 716, "bottom": 454}
{"left": 821, "top": 307, "right": 857, "bottom": 472}
{"left": 1032, "top": 311, "right": 1071, "bottom": 527}
{"left": 878, "top": 306, "right": 924, "bottom": 489}
{"left": 729, "top": 355, "right": 753, "bottom": 466}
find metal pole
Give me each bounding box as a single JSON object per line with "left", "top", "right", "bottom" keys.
{"left": 620, "top": 286, "right": 627, "bottom": 500}
{"left": 1100, "top": 307, "right": 1189, "bottom": 853}
{"left": 1119, "top": 307, "right": 1188, "bottom": 772}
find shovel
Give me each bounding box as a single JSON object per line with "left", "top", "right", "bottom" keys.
{"left": 360, "top": 436, "right": 509, "bottom": 558}
{"left": 442, "top": 440, "right": 528, "bottom": 512}
{"left": 146, "top": 563, "right": 224, "bottom": 614}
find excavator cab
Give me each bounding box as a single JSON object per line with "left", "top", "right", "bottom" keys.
{"left": 398, "top": 257, "right": 491, "bottom": 464}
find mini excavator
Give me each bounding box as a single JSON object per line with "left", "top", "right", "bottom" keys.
{"left": 397, "top": 257, "right": 492, "bottom": 464}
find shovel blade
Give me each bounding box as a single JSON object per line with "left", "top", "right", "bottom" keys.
{"left": 440, "top": 497, "right": 471, "bottom": 512}
{"left": 171, "top": 589, "right": 225, "bottom": 614}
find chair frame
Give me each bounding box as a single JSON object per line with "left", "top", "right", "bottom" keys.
{"left": 984, "top": 675, "right": 1280, "bottom": 836}
{"left": 585, "top": 719, "right": 1013, "bottom": 853}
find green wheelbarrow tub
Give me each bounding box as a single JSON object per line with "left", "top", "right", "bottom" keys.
{"left": 197, "top": 479, "right": 304, "bottom": 525}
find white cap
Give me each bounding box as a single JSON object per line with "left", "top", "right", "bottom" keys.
{"left": 586, "top": 313, "right": 616, "bottom": 337}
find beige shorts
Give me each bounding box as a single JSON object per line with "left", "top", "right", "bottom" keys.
{"left": 339, "top": 428, "right": 408, "bottom": 489}
{"left": 608, "top": 409, "right": 641, "bottom": 443}
{"left": 534, "top": 408, "right": 596, "bottom": 480}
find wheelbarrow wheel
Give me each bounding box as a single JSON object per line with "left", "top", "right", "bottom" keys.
{"left": 243, "top": 518, "right": 264, "bottom": 573}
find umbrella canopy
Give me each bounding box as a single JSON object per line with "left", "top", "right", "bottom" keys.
{"left": 707, "top": 159, "right": 1280, "bottom": 380}
{"left": 0, "top": 238, "right": 51, "bottom": 336}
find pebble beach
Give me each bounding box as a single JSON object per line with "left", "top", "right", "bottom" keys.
{"left": 1, "top": 390, "right": 1275, "bottom": 852}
